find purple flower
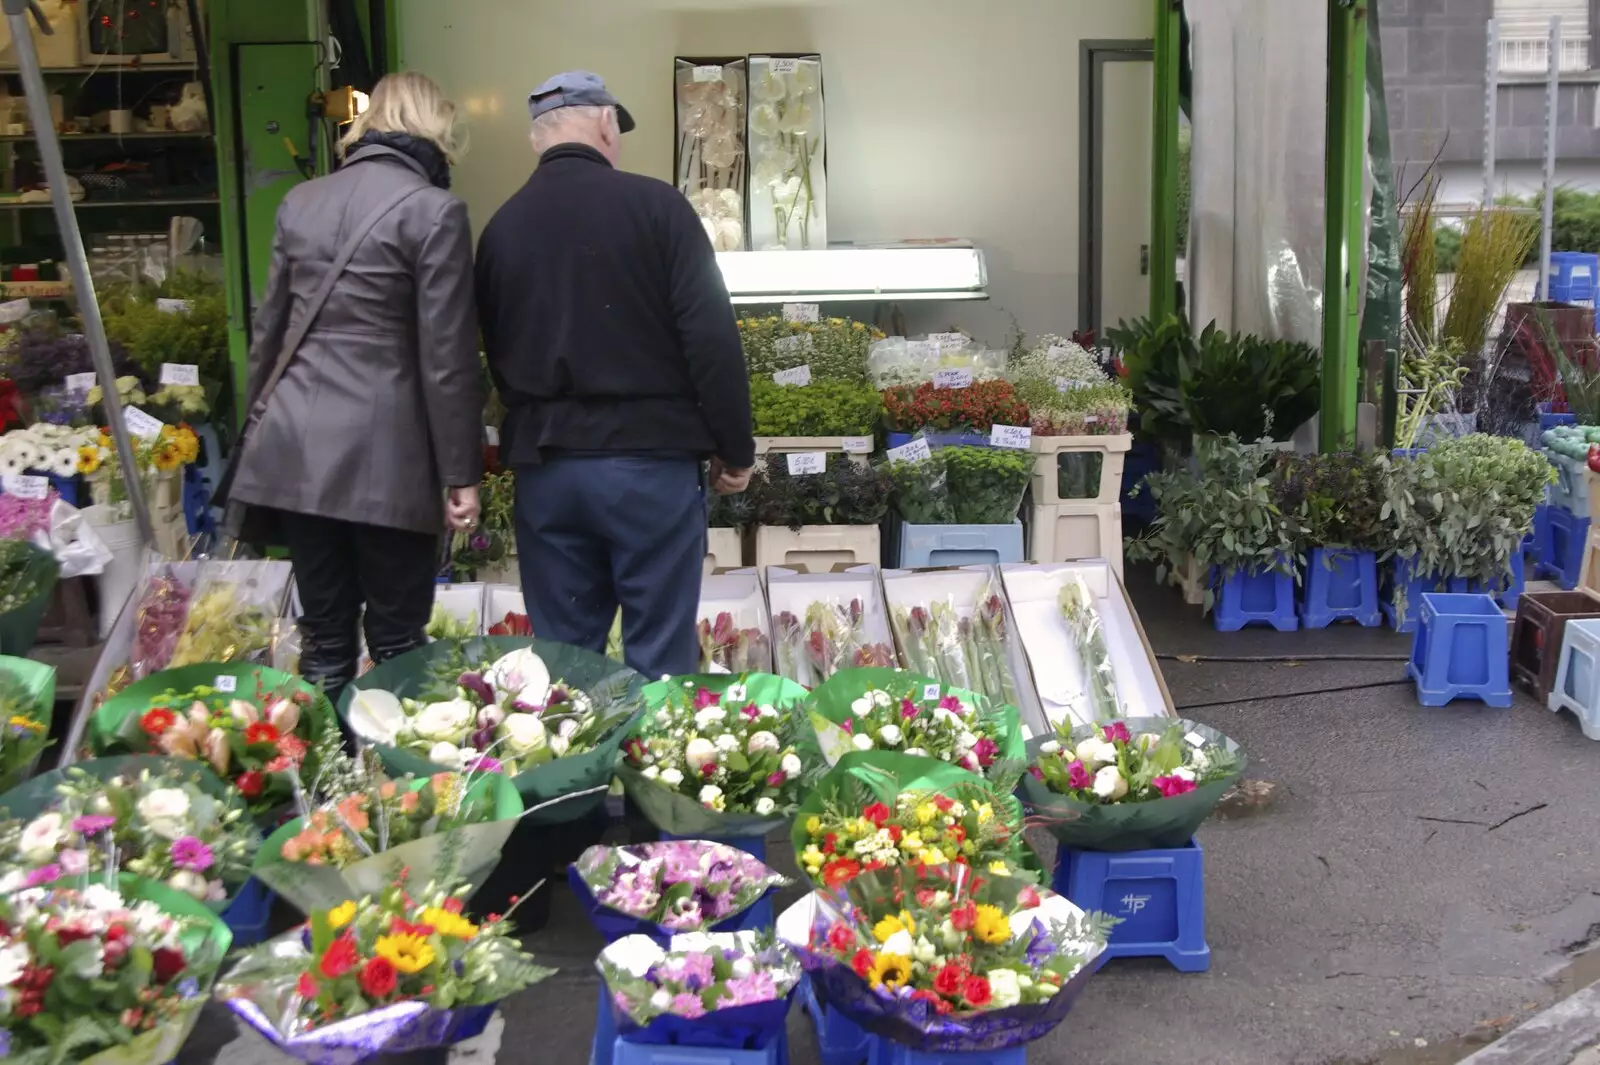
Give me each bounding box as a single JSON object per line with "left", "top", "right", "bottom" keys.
{"left": 1024, "top": 921, "right": 1057, "bottom": 967}
{"left": 469, "top": 533, "right": 491, "bottom": 552}
{"left": 169, "top": 836, "right": 215, "bottom": 872}
{"left": 466, "top": 754, "right": 504, "bottom": 774}
{"left": 900, "top": 699, "right": 920, "bottom": 720}
{"left": 670, "top": 993, "right": 706, "bottom": 1019}
{"left": 72, "top": 814, "right": 116, "bottom": 835}
{"left": 23, "top": 864, "right": 61, "bottom": 887}
{"left": 720, "top": 971, "right": 778, "bottom": 1007}
{"left": 1066, "top": 760, "right": 1094, "bottom": 790}
{"left": 457, "top": 672, "right": 494, "bottom": 704}
{"left": 58, "top": 850, "right": 88, "bottom": 876}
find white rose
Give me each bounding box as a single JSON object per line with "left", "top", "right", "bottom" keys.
{"left": 685, "top": 737, "right": 719, "bottom": 772}
{"left": 1075, "top": 737, "right": 1117, "bottom": 769}
{"left": 754, "top": 797, "right": 776, "bottom": 816}
{"left": 0, "top": 943, "right": 29, "bottom": 987}
{"left": 642, "top": 766, "right": 661, "bottom": 780}
{"left": 1038, "top": 740, "right": 1061, "bottom": 755}
{"left": 851, "top": 733, "right": 874, "bottom": 752}
{"left": 881, "top": 929, "right": 913, "bottom": 956}
{"left": 1135, "top": 733, "right": 1162, "bottom": 753}
{"left": 957, "top": 731, "right": 977, "bottom": 752}
{"left": 660, "top": 768, "right": 685, "bottom": 787}
{"left": 699, "top": 785, "right": 725, "bottom": 811}
{"left": 904, "top": 747, "right": 928, "bottom": 758}
{"left": 136, "top": 789, "right": 192, "bottom": 840}
{"left": 746, "top": 730, "right": 780, "bottom": 755}
{"left": 760, "top": 706, "right": 778, "bottom": 718}
{"left": 912, "top": 936, "right": 938, "bottom": 965}
{"left": 428, "top": 741, "right": 468, "bottom": 769}
{"left": 18, "top": 813, "right": 65, "bottom": 863}
{"left": 986, "top": 968, "right": 1022, "bottom": 1009}
{"left": 412, "top": 699, "right": 475, "bottom": 744}
{"left": 498, "top": 713, "right": 548, "bottom": 756}
{"left": 549, "top": 734, "right": 571, "bottom": 758}
{"left": 878, "top": 725, "right": 904, "bottom": 747}
{"left": 872, "top": 690, "right": 892, "bottom": 708}
{"left": 1173, "top": 766, "right": 1197, "bottom": 782}
{"left": 694, "top": 707, "right": 728, "bottom": 730}
{"left": 780, "top": 753, "right": 803, "bottom": 777}
{"left": 731, "top": 957, "right": 754, "bottom": 978}
{"left": 1092, "top": 765, "right": 1129, "bottom": 800}
{"left": 850, "top": 696, "right": 872, "bottom": 716}
{"left": 715, "top": 733, "right": 740, "bottom": 753}
{"left": 167, "top": 870, "right": 209, "bottom": 900}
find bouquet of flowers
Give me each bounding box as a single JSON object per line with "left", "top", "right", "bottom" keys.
{"left": 618, "top": 674, "right": 811, "bottom": 838}
{"left": 569, "top": 840, "right": 791, "bottom": 943}
{"left": 792, "top": 751, "right": 1039, "bottom": 889}
{"left": 0, "top": 875, "right": 231, "bottom": 1065}
{"left": 1020, "top": 718, "right": 1246, "bottom": 851}
{"left": 253, "top": 741, "right": 524, "bottom": 914}
{"left": 778, "top": 864, "right": 1111, "bottom": 1053}
{"left": 0, "top": 656, "right": 53, "bottom": 792}
{"left": 597, "top": 931, "right": 800, "bottom": 1048}
{"left": 805, "top": 668, "right": 1025, "bottom": 783}
{"left": 0, "top": 539, "right": 58, "bottom": 656}
{"left": 697, "top": 612, "right": 771, "bottom": 674}
{"left": 88, "top": 663, "right": 333, "bottom": 818}
{"left": 219, "top": 876, "right": 553, "bottom": 1062}
{"left": 889, "top": 592, "right": 1024, "bottom": 706}
{"left": 1058, "top": 576, "right": 1121, "bottom": 721}
{"left": 0, "top": 755, "right": 258, "bottom": 908}
{"left": 340, "top": 637, "right": 644, "bottom": 822}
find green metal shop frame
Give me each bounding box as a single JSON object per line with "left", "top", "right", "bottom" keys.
{"left": 1149, "top": 0, "right": 1182, "bottom": 327}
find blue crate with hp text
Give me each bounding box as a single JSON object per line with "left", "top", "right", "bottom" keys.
{"left": 1052, "top": 838, "right": 1209, "bottom": 972}
{"left": 867, "top": 1042, "right": 1025, "bottom": 1065}
{"left": 799, "top": 975, "right": 872, "bottom": 1065}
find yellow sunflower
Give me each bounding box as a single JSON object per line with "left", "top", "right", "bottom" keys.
{"left": 326, "top": 901, "right": 357, "bottom": 929}
{"left": 869, "top": 953, "right": 913, "bottom": 990}
{"left": 420, "top": 907, "right": 478, "bottom": 940}
{"left": 76, "top": 446, "right": 102, "bottom": 476}
{"left": 152, "top": 444, "right": 182, "bottom": 472}
{"left": 374, "top": 932, "right": 436, "bottom": 974}
{"left": 872, "top": 911, "right": 917, "bottom": 944}
{"left": 972, "top": 904, "right": 1010, "bottom": 945}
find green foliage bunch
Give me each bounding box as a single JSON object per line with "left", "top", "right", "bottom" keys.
{"left": 749, "top": 378, "right": 880, "bottom": 437}
{"left": 1273, "top": 452, "right": 1387, "bottom": 552}
{"left": 752, "top": 454, "right": 890, "bottom": 529}
{"left": 100, "top": 271, "right": 229, "bottom": 383}
{"left": 944, "top": 447, "right": 1031, "bottom": 525}
{"left": 739, "top": 315, "right": 881, "bottom": 384}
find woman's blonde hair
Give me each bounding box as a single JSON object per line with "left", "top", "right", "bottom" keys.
{"left": 338, "top": 71, "right": 465, "bottom": 164}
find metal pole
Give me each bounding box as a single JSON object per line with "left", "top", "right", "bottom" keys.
{"left": 1484, "top": 17, "right": 1499, "bottom": 207}
{"left": 2, "top": 0, "right": 154, "bottom": 545}
{"left": 1319, "top": 0, "right": 1369, "bottom": 453}
{"left": 1149, "top": 0, "right": 1182, "bottom": 323}
{"left": 1539, "top": 16, "right": 1561, "bottom": 301}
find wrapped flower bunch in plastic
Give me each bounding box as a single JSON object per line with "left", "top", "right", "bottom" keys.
{"left": 0, "top": 656, "right": 53, "bottom": 792}
{"left": 779, "top": 864, "right": 1111, "bottom": 1053}
{"left": 696, "top": 612, "right": 769, "bottom": 675}
{"left": 570, "top": 840, "right": 791, "bottom": 943}
{"left": 1021, "top": 718, "right": 1246, "bottom": 852}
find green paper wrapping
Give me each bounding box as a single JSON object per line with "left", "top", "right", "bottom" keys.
{"left": 619, "top": 673, "right": 810, "bottom": 839}
{"left": 790, "top": 750, "right": 1041, "bottom": 881}
{"left": 0, "top": 543, "right": 59, "bottom": 657}
{"left": 338, "top": 637, "right": 645, "bottom": 824}
{"left": 804, "top": 667, "right": 1026, "bottom": 784}
{"left": 0, "top": 655, "right": 54, "bottom": 792}
{"left": 88, "top": 662, "right": 334, "bottom": 753}
{"left": 253, "top": 772, "right": 523, "bottom": 914}
{"left": 1017, "top": 719, "right": 1247, "bottom": 852}
{"left": 0, "top": 754, "right": 257, "bottom": 912}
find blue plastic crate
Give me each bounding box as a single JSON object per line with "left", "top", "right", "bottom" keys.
{"left": 1537, "top": 507, "right": 1590, "bottom": 590}
{"left": 1120, "top": 442, "right": 1160, "bottom": 524}
{"left": 221, "top": 878, "right": 275, "bottom": 948}
{"left": 896, "top": 522, "right": 1024, "bottom": 568}
{"left": 1213, "top": 562, "right": 1297, "bottom": 632}
{"left": 1540, "top": 252, "right": 1600, "bottom": 303}
{"left": 1384, "top": 558, "right": 1451, "bottom": 633}
{"left": 1053, "top": 838, "right": 1209, "bottom": 972}
{"left": 1548, "top": 616, "right": 1600, "bottom": 740}
{"left": 1530, "top": 503, "right": 1552, "bottom": 567}
{"left": 799, "top": 976, "right": 872, "bottom": 1065}
{"left": 1408, "top": 593, "right": 1512, "bottom": 708}
{"left": 612, "top": 1039, "right": 783, "bottom": 1065}
{"left": 867, "top": 1043, "right": 1025, "bottom": 1065}
{"left": 1299, "top": 549, "right": 1380, "bottom": 629}
{"left": 1537, "top": 402, "right": 1578, "bottom": 431}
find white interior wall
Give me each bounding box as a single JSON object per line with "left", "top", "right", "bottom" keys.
{"left": 398, "top": 0, "right": 1153, "bottom": 343}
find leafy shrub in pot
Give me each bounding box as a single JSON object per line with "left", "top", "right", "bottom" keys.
{"left": 880, "top": 380, "right": 1029, "bottom": 435}
{"left": 749, "top": 377, "right": 879, "bottom": 437}
{"left": 751, "top": 453, "right": 890, "bottom": 530}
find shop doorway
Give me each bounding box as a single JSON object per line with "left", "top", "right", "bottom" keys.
{"left": 1079, "top": 41, "right": 1154, "bottom": 338}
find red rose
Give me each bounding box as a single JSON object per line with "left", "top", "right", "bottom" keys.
{"left": 851, "top": 949, "right": 874, "bottom": 980}
{"left": 296, "top": 971, "right": 318, "bottom": 999}
{"left": 822, "top": 832, "right": 838, "bottom": 855}
{"left": 245, "top": 721, "right": 280, "bottom": 745}
{"left": 862, "top": 802, "right": 891, "bottom": 827}
{"left": 826, "top": 922, "right": 856, "bottom": 953}
{"left": 962, "top": 974, "right": 993, "bottom": 1008}
{"left": 359, "top": 956, "right": 398, "bottom": 999}
{"left": 822, "top": 859, "right": 862, "bottom": 889}
{"left": 950, "top": 902, "right": 977, "bottom": 931}
{"left": 235, "top": 771, "right": 265, "bottom": 798}
{"left": 699, "top": 762, "right": 718, "bottom": 778}
{"left": 54, "top": 925, "right": 92, "bottom": 947}
{"left": 318, "top": 933, "right": 359, "bottom": 979}
{"left": 932, "top": 963, "right": 966, "bottom": 997}
{"left": 151, "top": 947, "right": 187, "bottom": 983}
{"left": 139, "top": 708, "right": 176, "bottom": 737}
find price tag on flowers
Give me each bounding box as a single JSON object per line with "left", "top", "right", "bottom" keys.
{"left": 782, "top": 303, "right": 820, "bottom": 323}
{"left": 887, "top": 438, "right": 932, "bottom": 464}
{"left": 214, "top": 675, "right": 238, "bottom": 693}
{"left": 786, "top": 451, "right": 827, "bottom": 476}
{"left": 692, "top": 64, "right": 724, "bottom": 82}
{"left": 64, "top": 372, "right": 96, "bottom": 393}
{"left": 930, "top": 332, "right": 966, "bottom": 348}
{"left": 772, "top": 364, "right": 812, "bottom": 387}
{"left": 156, "top": 298, "right": 192, "bottom": 314}
{"left": 990, "top": 424, "right": 1032, "bottom": 449}
{"left": 123, "top": 407, "right": 164, "bottom": 441}
{"left": 923, "top": 683, "right": 942, "bottom": 701}
{"left": 933, "top": 368, "right": 973, "bottom": 390}
{"left": 159, "top": 362, "right": 201, "bottom": 387}
{"left": 842, "top": 436, "right": 873, "bottom": 454}
{"left": 1, "top": 475, "right": 48, "bottom": 500}
{"left": 769, "top": 57, "right": 800, "bottom": 74}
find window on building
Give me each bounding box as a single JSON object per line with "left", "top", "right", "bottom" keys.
{"left": 1496, "top": 0, "right": 1592, "bottom": 72}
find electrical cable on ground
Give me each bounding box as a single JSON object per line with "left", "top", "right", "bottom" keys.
{"left": 1174, "top": 677, "right": 1412, "bottom": 712}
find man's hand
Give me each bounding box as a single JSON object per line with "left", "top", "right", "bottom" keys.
{"left": 446, "top": 485, "right": 482, "bottom": 531}
{"left": 709, "top": 458, "right": 753, "bottom": 496}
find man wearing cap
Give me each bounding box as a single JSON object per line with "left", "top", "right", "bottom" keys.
{"left": 476, "top": 70, "right": 754, "bottom": 680}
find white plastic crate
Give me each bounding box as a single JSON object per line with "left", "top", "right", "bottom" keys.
{"left": 1028, "top": 503, "right": 1123, "bottom": 578}
{"left": 483, "top": 585, "right": 527, "bottom": 633}
{"left": 754, "top": 524, "right": 881, "bottom": 573}
{"left": 754, "top": 436, "right": 873, "bottom": 469}
{"left": 706, "top": 527, "right": 744, "bottom": 573}
{"left": 1030, "top": 433, "right": 1132, "bottom": 505}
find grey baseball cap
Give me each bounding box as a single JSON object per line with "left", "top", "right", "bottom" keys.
{"left": 528, "top": 70, "right": 636, "bottom": 133}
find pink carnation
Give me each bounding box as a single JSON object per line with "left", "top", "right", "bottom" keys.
{"left": 1153, "top": 775, "right": 1197, "bottom": 797}
{"left": 1102, "top": 722, "right": 1131, "bottom": 745}
{"left": 1066, "top": 760, "right": 1094, "bottom": 790}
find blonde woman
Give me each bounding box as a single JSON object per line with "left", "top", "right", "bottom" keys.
{"left": 225, "top": 72, "right": 483, "bottom": 699}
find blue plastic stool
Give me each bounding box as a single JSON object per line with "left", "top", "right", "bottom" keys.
{"left": 613, "top": 1039, "right": 783, "bottom": 1065}
{"left": 799, "top": 976, "right": 872, "bottom": 1065}
{"left": 1538, "top": 403, "right": 1579, "bottom": 431}
{"left": 1540, "top": 251, "right": 1600, "bottom": 302}
{"left": 221, "top": 878, "right": 276, "bottom": 948}
{"left": 1408, "top": 593, "right": 1512, "bottom": 708}
{"left": 1121, "top": 441, "right": 1160, "bottom": 524}
{"left": 1531, "top": 503, "right": 1553, "bottom": 568}
{"left": 896, "top": 522, "right": 1024, "bottom": 568}
{"left": 1384, "top": 558, "right": 1449, "bottom": 634}
{"left": 1547, "top": 617, "right": 1600, "bottom": 740}
{"left": 658, "top": 833, "right": 773, "bottom": 928}
{"left": 1213, "top": 564, "right": 1297, "bottom": 632}
{"left": 1539, "top": 508, "right": 1591, "bottom": 590}
{"left": 1299, "top": 549, "right": 1380, "bottom": 629}
{"left": 867, "top": 1042, "right": 1024, "bottom": 1065}
{"left": 1052, "top": 838, "right": 1209, "bottom": 973}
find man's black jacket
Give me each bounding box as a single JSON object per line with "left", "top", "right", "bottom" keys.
{"left": 475, "top": 142, "right": 754, "bottom": 469}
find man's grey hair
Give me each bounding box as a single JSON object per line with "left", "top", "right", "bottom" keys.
{"left": 530, "top": 104, "right": 617, "bottom": 153}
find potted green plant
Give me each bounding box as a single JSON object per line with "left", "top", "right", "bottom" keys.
{"left": 1274, "top": 453, "right": 1386, "bottom": 628}
{"left": 1006, "top": 335, "right": 1134, "bottom": 506}
{"left": 750, "top": 454, "right": 889, "bottom": 572}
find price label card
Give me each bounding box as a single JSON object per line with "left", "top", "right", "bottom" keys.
{"left": 933, "top": 369, "right": 973, "bottom": 390}
{"left": 692, "top": 64, "right": 724, "bottom": 82}
{"left": 1, "top": 475, "right": 48, "bottom": 500}
{"left": 922, "top": 683, "right": 943, "bottom": 701}
{"left": 159, "top": 362, "right": 201, "bottom": 387}
{"left": 772, "top": 364, "right": 812, "bottom": 387}
{"left": 774, "top": 333, "right": 813, "bottom": 355}
{"left": 990, "top": 424, "right": 1033, "bottom": 449}
{"left": 842, "top": 436, "right": 873, "bottom": 455}
{"left": 156, "top": 298, "right": 192, "bottom": 314}
{"left": 483, "top": 424, "right": 500, "bottom": 446}
{"left": 786, "top": 451, "right": 827, "bottom": 476}
{"left": 0, "top": 298, "right": 30, "bottom": 325}
{"left": 887, "top": 438, "right": 932, "bottom": 464}
{"left": 1184, "top": 731, "right": 1207, "bottom": 749}
{"left": 1047, "top": 344, "right": 1071, "bottom": 358}
{"left": 782, "top": 303, "right": 820, "bottom": 323}
{"left": 769, "top": 57, "right": 800, "bottom": 74}
{"left": 904, "top": 340, "right": 938, "bottom": 360}
{"left": 929, "top": 332, "right": 966, "bottom": 347}
{"left": 214, "top": 675, "right": 238, "bottom": 693}
{"left": 1055, "top": 377, "right": 1092, "bottom": 392}
{"left": 124, "top": 406, "right": 164, "bottom": 441}
{"left": 1084, "top": 415, "right": 1100, "bottom": 425}
{"left": 64, "top": 372, "right": 97, "bottom": 393}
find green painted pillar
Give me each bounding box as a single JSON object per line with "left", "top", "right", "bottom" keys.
{"left": 1320, "top": 0, "right": 1369, "bottom": 452}
{"left": 1150, "top": 0, "right": 1182, "bottom": 324}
